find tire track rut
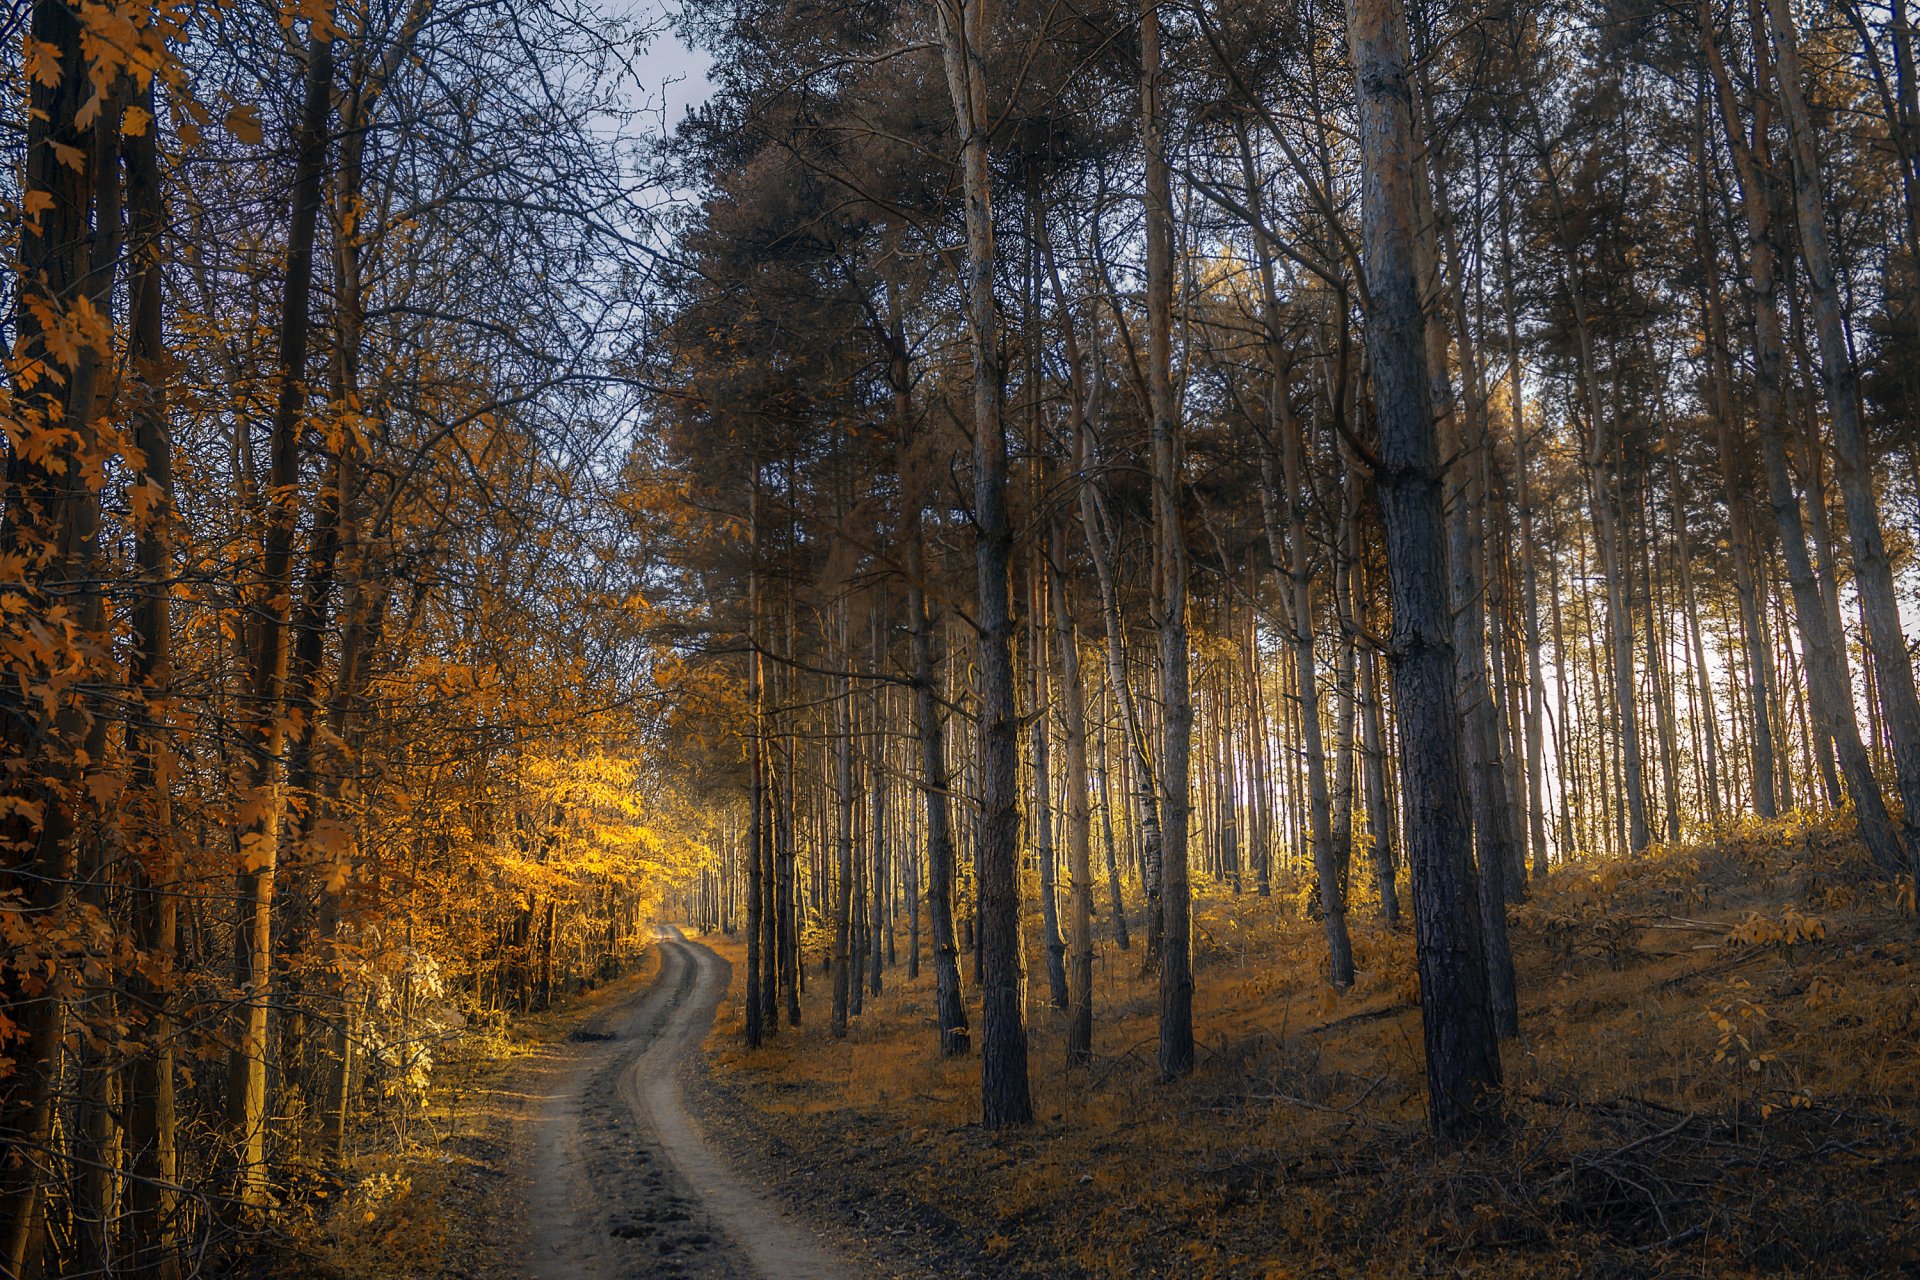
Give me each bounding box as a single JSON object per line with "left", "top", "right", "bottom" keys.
{"left": 521, "top": 928, "right": 857, "bottom": 1280}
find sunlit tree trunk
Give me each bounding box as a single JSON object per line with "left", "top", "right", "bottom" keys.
{"left": 230, "top": 28, "right": 332, "bottom": 1208}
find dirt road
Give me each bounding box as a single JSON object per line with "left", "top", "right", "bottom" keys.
{"left": 519, "top": 928, "right": 858, "bottom": 1279}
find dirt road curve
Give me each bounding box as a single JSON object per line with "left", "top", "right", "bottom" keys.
{"left": 521, "top": 927, "right": 859, "bottom": 1280}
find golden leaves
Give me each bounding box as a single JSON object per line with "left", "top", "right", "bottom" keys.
{"left": 224, "top": 104, "right": 263, "bottom": 145}
{"left": 129, "top": 477, "right": 168, "bottom": 524}
{"left": 83, "top": 771, "right": 123, "bottom": 807}
{"left": 238, "top": 829, "right": 276, "bottom": 874}
{"left": 23, "top": 38, "right": 64, "bottom": 88}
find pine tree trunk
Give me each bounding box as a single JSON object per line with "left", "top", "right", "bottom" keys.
{"left": 745, "top": 486, "right": 766, "bottom": 1048}
{"left": 1237, "top": 126, "right": 1352, "bottom": 989}
{"left": 1695, "top": 104, "right": 1779, "bottom": 820}
{"left": 936, "top": 0, "right": 1031, "bottom": 1124}
{"left": 832, "top": 602, "right": 854, "bottom": 1038}
{"left": 1427, "top": 159, "right": 1519, "bottom": 1036}
{"left": 1347, "top": 0, "right": 1503, "bottom": 1141}
{"left": 1030, "top": 560, "right": 1069, "bottom": 1009}
{"left": 1497, "top": 153, "right": 1553, "bottom": 873}
{"left": 1051, "top": 522, "right": 1098, "bottom": 1064}
{"left": 1144, "top": 0, "right": 1195, "bottom": 1080}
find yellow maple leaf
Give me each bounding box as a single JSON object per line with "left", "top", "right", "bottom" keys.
{"left": 23, "top": 38, "right": 63, "bottom": 88}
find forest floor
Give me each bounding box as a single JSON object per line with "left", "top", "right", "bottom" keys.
{"left": 699, "top": 813, "right": 1920, "bottom": 1278}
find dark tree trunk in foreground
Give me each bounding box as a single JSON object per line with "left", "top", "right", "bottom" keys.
{"left": 1144, "top": 0, "right": 1194, "bottom": 1081}
{"left": 938, "top": 0, "right": 1032, "bottom": 1125}
{"left": 1347, "top": 0, "right": 1503, "bottom": 1142}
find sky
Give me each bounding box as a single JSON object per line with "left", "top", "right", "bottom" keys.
{"left": 624, "top": 0, "right": 718, "bottom": 133}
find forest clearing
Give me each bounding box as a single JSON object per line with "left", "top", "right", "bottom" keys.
{"left": 7, "top": 0, "right": 1920, "bottom": 1269}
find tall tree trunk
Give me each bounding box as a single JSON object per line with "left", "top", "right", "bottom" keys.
{"left": 832, "top": 601, "right": 854, "bottom": 1037}
{"left": 1144, "top": 0, "right": 1195, "bottom": 1080}
{"left": 230, "top": 28, "right": 332, "bottom": 1208}
{"left": 1517, "top": 89, "right": 1651, "bottom": 853}
{"left": 745, "top": 484, "right": 766, "bottom": 1049}
{"left": 0, "top": 1, "right": 115, "bottom": 1263}
{"left": 1426, "top": 153, "right": 1519, "bottom": 1037}
{"left": 123, "top": 78, "right": 180, "bottom": 1279}
{"left": 1497, "top": 151, "right": 1552, "bottom": 873}
{"left": 870, "top": 609, "right": 890, "bottom": 999}
{"left": 1347, "top": 0, "right": 1503, "bottom": 1142}
{"left": 1235, "top": 125, "right": 1352, "bottom": 989}
{"left": 1695, "top": 97, "right": 1779, "bottom": 820}
{"left": 936, "top": 0, "right": 1032, "bottom": 1124}
{"left": 1044, "top": 221, "right": 1155, "bottom": 960}
{"left": 895, "top": 292, "right": 970, "bottom": 1055}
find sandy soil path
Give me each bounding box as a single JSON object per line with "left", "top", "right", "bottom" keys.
{"left": 518, "top": 927, "right": 859, "bottom": 1280}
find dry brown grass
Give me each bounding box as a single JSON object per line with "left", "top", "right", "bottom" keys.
{"left": 699, "top": 812, "right": 1920, "bottom": 1278}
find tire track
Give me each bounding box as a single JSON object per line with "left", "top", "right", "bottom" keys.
{"left": 522, "top": 927, "right": 859, "bottom": 1279}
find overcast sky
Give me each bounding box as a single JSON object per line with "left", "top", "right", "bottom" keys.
{"left": 625, "top": 0, "right": 717, "bottom": 132}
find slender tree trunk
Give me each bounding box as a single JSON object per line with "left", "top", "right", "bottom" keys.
{"left": 1426, "top": 154, "right": 1519, "bottom": 1036}
{"left": 230, "top": 30, "right": 332, "bottom": 1207}
{"left": 1051, "top": 522, "right": 1097, "bottom": 1064}
{"left": 870, "top": 610, "right": 890, "bottom": 998}
{"left": 123, "top": 81, "right": 180, "bottom": 1277}
{"left": 745, "top": 486, "right": 766, "bottom": 1049}
{"left": 896, "top": 302, "right": 969, "bottom": 1054}
{"left": 1094, "top": 692, "right": 1132, "bottom": 947}
{"left": 1044, "top": 222, "right": 1156, "bottom": 961}
{"left": 832, "top": 602, "right": 854, "bottom": 1038}
{"left": 936, "top": 0, "right": 1031, "bottom": 1124}
{"left": 1499, "top": 155, "right": 1552, "bottom": 874}
{"left": 1695, "top": 100, "right": 1779, "bottom": 821}
{"left": 1144, "top": 0, "right": 1195, "bottom": 1080}
{"left": 1029, "top": 559, "right": 1069, "bottom": 1009}
{"left": 1236, "top": 125, "right": 1352, "bottom": 989}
